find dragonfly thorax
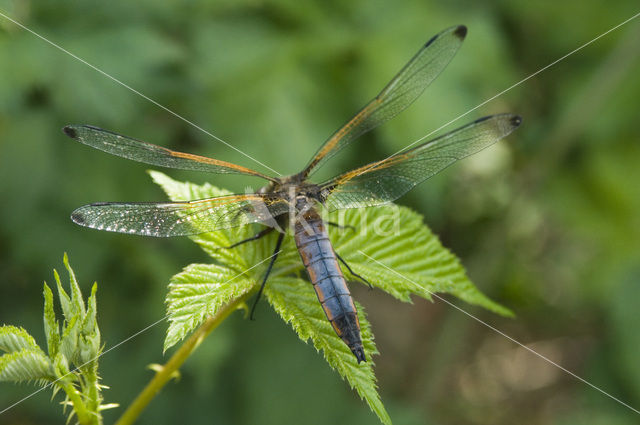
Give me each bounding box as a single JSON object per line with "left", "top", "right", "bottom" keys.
{"left": 260, "top": 177, "right": 325, "bottom": 205}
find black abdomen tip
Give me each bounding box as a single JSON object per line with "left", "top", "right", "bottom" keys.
{"left": 454, "top": 25, "right": 467, "bottom": 39}
{"left": 352, "top": 346, "right": 366, "bottom": 363}
{"left": 63, "top": 126, "right": 78, "bottom": 138}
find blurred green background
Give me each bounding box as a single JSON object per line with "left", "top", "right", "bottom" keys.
{"left": 1, "top": 0, "right": 639, "bottom": 424}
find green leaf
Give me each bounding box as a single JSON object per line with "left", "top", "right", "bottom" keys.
{"left": 82, "top": 283, "right": 99, "bottom": 335}
{"left": 53, "top": 255, "right": 101, "bottom": 367}
{"left": 64, "top": 252, "right": 86, "bottom": 317}
{"left": 79, "top": 283, "right": 101, "bottom": 365}
{"left": 43, "top": 283, "right": 60, "bottom": 358}
{"left": 3, "top": 255, "right": 107, "bottom": 424}
{"left": 54, "top": 269, "right": 74, "bottom": 323}
{"left": 49, "top": 352, "right": 71, "bottom": 381}
{"left": 149, "top": 169, "right": 231, "bottom": 201}
{"left": 164, "top": 263, "right": 255, "bottom": 351}
{"left": 0, "top": 349, "right": 53, "bottom": 383}
{"left": 152, "top": 171, "right": 509, "bottom": 315}
{"left": 60, "top": 315, "right": 80, "bottom": 365}
{"left": 152, "top": 171, "right": 512, "bottom": 424}
{"left": 266, "top": 277, "right": 391, "bottom": 425}
{"left": 51, "top": 351, "right": 71, "bottom": 381}
{"left": 0, "top": 326, "right": 42, "bottom": 354}
{"left": 329, "top": 206, "right": 513, "bottom": 317}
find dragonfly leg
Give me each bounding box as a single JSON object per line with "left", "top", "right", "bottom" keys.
{"left": 250, "top": 232, "right": 285, "bottom": 320}
{"left": 220, "top": 227, "right": 274, "bottom": 250}
{"left": 327, "top": 222, "right": 356, "bottom": 232}
{"left": 335, "top": 251, "right": 373, "bottom": 289}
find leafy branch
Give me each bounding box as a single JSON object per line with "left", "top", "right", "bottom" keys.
{"left": 114, "top": 291, "right": 251, "bottom": 425}
{"left": 0, "top": 174, "right": 512, "bottom": 425}
{"left": 142, "top": 171, "right": 512, "bottom": 425}
{"left": 0, "top": 254, "right": 114, "bottom": 425}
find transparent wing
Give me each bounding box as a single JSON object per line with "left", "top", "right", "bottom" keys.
{"left": 321, "top": 114, "right": 522, "bottom": 211}
{"left": 300, "top": 25, "right": 467, "bottom": 178}
{"left": 63, "top": 125, "right": 276, "bottom": 182}
{"left": 71, "top": 193, "right": 290, "bottom": 237}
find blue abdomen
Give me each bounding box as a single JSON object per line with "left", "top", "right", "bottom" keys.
{"left": 293, "top": 214, "right": 365, "bottom": 363}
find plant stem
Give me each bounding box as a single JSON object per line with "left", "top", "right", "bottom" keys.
{"left": 114, "top": 294, "right": 250, "bottom": 425}
{"left": 83, "top": 361, "right": 103, "bottom": 425}
{"left": 58, "top": 379, "right": 93, "bottom": 425}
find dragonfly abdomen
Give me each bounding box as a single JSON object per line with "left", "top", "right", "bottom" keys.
{"left": 293, "top": 214, "right": 365, "bottom": 363}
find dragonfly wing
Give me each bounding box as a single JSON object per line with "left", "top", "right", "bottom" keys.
{"left": 63, "top": 125, "right": 275, "bottom": 181}
{"left": 71, "top": 193, "right": 290, "bottom": 237}
{"left": 300, "top": 25, "right": 467, "bottom": 178}
{"left": 321, "top": 114, "right": 522, "bottom": 211}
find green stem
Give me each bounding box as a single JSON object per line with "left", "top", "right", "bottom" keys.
{"left": 58, "top": 378, "right": 93, "bottom": 425}
{"left": 83, "top": 362, "right": 103, "bottom": 425}
{"left": 114, "top": 294, "right": 250, "bottom": 425}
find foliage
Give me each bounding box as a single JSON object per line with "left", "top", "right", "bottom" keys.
{"left": 152, "top": 170, "right": 511, "bottom": 424}
{"left": 0, "top": 254, "right": 113, "bottom": 424}
{"left": 1, "top": 1, "right": 640, "bottom": 424}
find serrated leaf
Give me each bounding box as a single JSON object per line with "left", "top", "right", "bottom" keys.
{"left": 79, "top": 283, "right": 102, "bottom": 365}
{"left": 152, "top": 172, "right": 512, "bottom": 425}
{"left": 52, "top": 352, "right": 71, "bottom": 381}
{"left": 63, "top": 252, "right": 86, "bottom": 317}
{"left": 3, "top": 255, "right": 105, "bottom": 424}
{"left": 0, "top": 349, "right": 53, "bottom": 383}
{"left": 149, "top": 169, "right": 232, "bottom": 201}
{"left": 329, "top": 206, "right": 513, "bottom": 316}
{"left": 82, "top": 283, "right": 99, "bottom": 335}
{"left": 54, "top": 269, "right": 74, "bottom": 322}
{"left": 0, "top": 326, "right": 42, "bottom": 354}
{"left": 152, "top": 171, "right": 302, "bottom": 352}
{"left": 152, "top": 171, "right": 510, "bottom": 315}
{"left": 164, "top": 263, "right": 255, "bottom": 351}
{"left": 265, "top": 277, "right": 390, "bottom": 425}
{"left": 60, "top": 315, "right": 80, "bottom": 365}
{"left": 43, "top": 283, "right": 60, "bottom": 358}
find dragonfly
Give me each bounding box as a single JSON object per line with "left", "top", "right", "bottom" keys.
{"left": 65, "top": 25, "right": 521, "bottom": 363}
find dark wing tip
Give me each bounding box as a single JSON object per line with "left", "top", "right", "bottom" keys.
{"left": 454, "top": 25, "right": 468, "bottom": 39}
{"left": 472, "top": 113, "right": 523, "bottom": 130}
{"left": 70, "top": 210, "right": 86, "bottom": 225}
{"left": 63, "top": 125, "right": 78, "bottom": 139}
{"left": 510, "top": 115, "right": 523, "bottom": 127}
{"left": 424, "top": 25, "right": 467, "bottom": 48}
